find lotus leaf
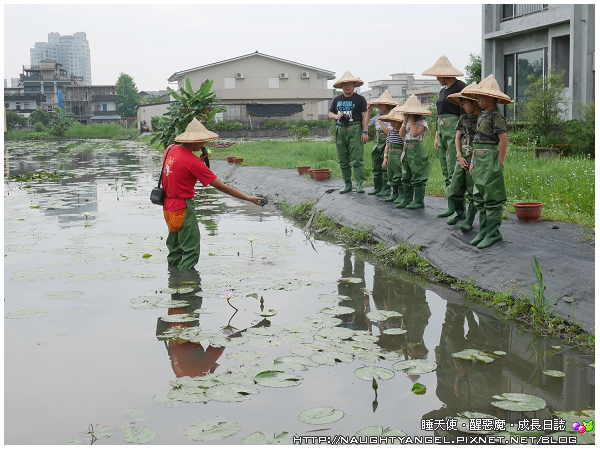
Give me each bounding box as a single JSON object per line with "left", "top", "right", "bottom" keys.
{"left": 298, "top": 407, "right": 344, "bottom": 425}
{"left": 284, "top": 332, "right": 313, "bottom": 343}
{"left": 494, "top": 351, "right": 507, "bottom": 356}
{"left": 411, "top": 383, "right": 427, "bottom": 395}
{"left": 393, "top": 360, "right": 438, "bottom": 375}
{"left": 242, "top": 431, "right": 295, "bottom": 445}
{"left": 209, "top": 336, "right": 249, "bottom": 347}
{"left": 5, "top": 309, "right": 50, "bottom": 319}
{"left": 338, "top": 277, "right": 364, "bottom": 284}
{"left": 283, "top": 321, "right": 315, "bottom": 333}
{"left": 184, "top": 417, "right": 241, "bottom": 441}
{"left": 452, "top": 349, "right": 495, "bottom": 363}
{"left": 354, "top": 426, "right": 407, "bottom": 437}
{"left": 318, "top": 294, "right": 352, "bottom": 303}
{"left": 452, "top": 412, "right": 498, "bottom": 435}
{"left": 193, "top": 308, "right": 215, "bottom": 314}
{"left": 124, "top": 426, "right": 157, "bottom": 444}
{"left": 159, "top": 313, "right": 196, "bottom": 323}
{"left": 254, "top": 309, "right": 277, "bottom": 317}
{"left": 315, "top": 327, "right": 355, "bottom": 341}
{"left": 156, "top": 300, "right": 189, "bottom": 308}
{"left": 167, "top": 387, "right": 208, "bottom": 403}
{"left": 366, "top": 310, "right": 403, "bottom": 321}
{"left": 382, "top": 328, "right": 407, "bottom": 335}
{"left": 276, "top": 356, "right": 319, "bottom": 369}
{"left": 310, "top": 350, "right": 353, "bottom": 366}
{"left": 553, "top": 409, "right": 594, "bottom": 425}
{"left": 254, "top": 370, "right": 303, "bottom": 388}
{"left": 542, "top": 370, "right": 565, "bottom": 378}
{"left": 491, "top": 393, "right": 546, "bottom": 411}
{"left": 351, "top": 333, "right": 379, "bottom": 343}
{"left": 205, "top": 383, "right": 259, "bottom": 402}
{"left": 153, "top": 391, "right": 177, "bottom": 408}
{"left": 227, "top": 350, "right": 268, "bottom": 363}
{"left": 354, "top": 366, "right": 395, "bottom": 381}
{"left": 320, "top": 305, "right": 356, "bottom": 315}
{"left": 244, "top": 326, "right": 284, "bottom": 338}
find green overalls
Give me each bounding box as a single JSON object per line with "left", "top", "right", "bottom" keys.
{"left": 335, "top": 122, "right": 365, "bottom": 192}
{"left": 437, "top": 114, "right": 460, "bottom": 187}
{"left": 397, "top": 139, "right": 431, "bottom": 209}
{"left": 166, "top": 199, "right": 201, "bottom": 270}
{"left": 370, "top": 129, "right": 389, "bottom": 195}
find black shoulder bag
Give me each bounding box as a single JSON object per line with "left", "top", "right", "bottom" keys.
{"left": 150, "top": 144, "right": 174, "bottom": 205}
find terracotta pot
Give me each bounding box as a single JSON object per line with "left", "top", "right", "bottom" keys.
{"left": 297, "top": 165, "right": 311, "bottom": 174}
{"left": 308, "top": 169, "right": 315, "bottom": 179}
{"left": 233, "top": 158, "right": 244, "bottom": 165}
{"left": 226, "top": 156, "right": 235, "bottom": 164}
{"left": 513, "top": 202, "right": 544, "bottom": 222}
{"left": 311, "top": 169, "right": 331, "bottom": 181}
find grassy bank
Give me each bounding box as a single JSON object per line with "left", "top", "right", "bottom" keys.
{"left": 7, "top": 123, "right": 138, "bottom": 140}
{"left": 279, "top": 199, "right": 594, "bottom": 354}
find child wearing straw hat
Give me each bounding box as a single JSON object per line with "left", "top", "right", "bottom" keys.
{"left": 328, "top": 71, "right": 369, "bottom": 194}
{"left": 162, "top": 118, "right": 265, "bottom": 270}
{"left": 395, "top": 95, "right": 431, "bottom": 210}
{"left": 379, "top": 106, "right": 405, "bottom": 204}
{"left": 366, "top": 91, "right": 398, "bottom": 197}
{"left": 444, "top": 83, "right": 481, "bottom": 231}
{"left": 462, "top": 75, "right": 511, "bottom": 249}
{"left": 422, "top": 56, "right": 467, "bottom": 218}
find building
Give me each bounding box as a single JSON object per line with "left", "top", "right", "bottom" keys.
{"left": 482, "top": 4, "right": 595, "bottom": 119}
{"left": 139, "top": 90, "right": 170, "bottom": 104}
{"left": 4, "top": 79, "right": 45, "bottom": 117}
{"left": 31, "top": 32, "right": 92, "bottom": 85}
{"left": 167, "top": 51, "right": 336, "bottom": 125}
{"left": 62, "top": 85, "right": 120, "bottom": 125}
{"left": 363, "top": 73, "right": 440, "bottom": 106}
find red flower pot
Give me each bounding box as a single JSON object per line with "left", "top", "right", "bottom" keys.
{"left": 297, "top": 165, "right": 311, "bottom": 174}
{"left": 233, "top": 158, "right": 244, "bottom": 165}
{"left": 311, "top": 169, "right": 331, "bottom": 181}
{"left": 227, "top": 156, "right": 235, "bottom": 164}
{"left": 308, "top": 169, "right": 315, "bottom": 179}
{"left": 513, "top": 202, "right": 544, "bottom": 222}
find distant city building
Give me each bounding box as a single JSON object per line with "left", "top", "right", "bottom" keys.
{"left": 30, "top": 32, "right": 92, "bottom": 85}
{"left": 363, "top": 73, "right": 440, "bottom": 107}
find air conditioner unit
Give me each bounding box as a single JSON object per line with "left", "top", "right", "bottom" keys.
{"left": 279, "top": 72, "right": 288, "bottom": 79}
{"left": 235, "top": 72, "right": 244, "bottom": 79}
{"left": 301, "top": 71, "right": 310, "bottom": 79}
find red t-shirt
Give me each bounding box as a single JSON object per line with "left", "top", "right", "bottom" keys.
{"left": 161, "top": 144, "right": 217, "bottom": 211}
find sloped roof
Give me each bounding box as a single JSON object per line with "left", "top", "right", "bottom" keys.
{"left": 168, "top": 51, "right": 336, "bottom": 82}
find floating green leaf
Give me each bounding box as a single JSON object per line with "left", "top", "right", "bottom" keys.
{"left": 160, "top": 313, "right": 196, "bottom": 323}
{"left": 242, "top": 431, "right": 295, "bottom": 445}
{"left": 452, "top": 349, "right": 495, "bottom": 363}
{"left": 5, "top": 309, "right": 50, "bottom": 319}
{"left": 318, "top": 294, "right": 351, "bottom": 303}
{"left": 184, "top": 417, "right": 241, "bottom": 441}
{"left": 283, "top": 321, "right": 315, "bottom": 333}
{"left": 491, "top": 393, "right": 546, "bottom": 411}
{"left": 244, "top": 326, "right": 283, "bottom": 338}
{"left": 276, "top": 356, "right": 319, "bottom": 370}
{"left": 246, "top": 293, "right": 259, "bottom": 299}
{"left": 493, "top": 350, "right": 507, "bottom": 356}
{"left": 354, "top": 366, "right": 395, "bottom": 381}
{"left": 311, "top": 351, "right": 353, "bottom": 366}
{"left": 366, "top": 310, "right": 403, "bottom": 321}
{"left": 254, "top": 370, "right": 303, "bottom": 388}
{"left": 354, "top": 426, "right": 407, "bottom": 437}
{"left": 382, "top": 328, "right": 407, "bottom": 335}
{"left": 393, "top": 360, "right": 438, "bottom": 375}
{"left": 124, "top": 426, "right": 157, "bottom": 444}
{"left": 227, "top": 350, "right": 268, "bottom": 363}
{"left": 452, "top": 412, "right": 498, "bottom": 435}
{"left": 320, "top": 305, "right": 356, "bottom": 315}
{"left": 298, "top": 407, "right": 344, "bottom": 425}
{"left": 315, "top": 327, "right": 355, "bottom": 341}
{"left": 411, "top": 383, "right": 427, "bottom": 395}
{"left": 142, "top": 253, "right": 152, "bottom": 259}
{"left": 205, "top": 383, "right": 259, "bottom": 402}
{"left": 254, "top": 309, "right": 277, "bottom": 317}
{"left": 542, "top": 370, "right": 565, "bottom": 378}
{"left": 553, "top": 409, "right": 594, "bottom": 425}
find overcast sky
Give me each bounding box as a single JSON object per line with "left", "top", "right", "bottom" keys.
{"left": 4, "top": 3, "right": 483, "bottom": 91}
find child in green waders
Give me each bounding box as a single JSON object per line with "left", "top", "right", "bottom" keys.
{"left": 445, "top": 83, "right": 481, "bottom": 231}
{"left": 379, "top": 107, "right": 405, "bottom": 204}
{"left": 366, "top": 91, "right": 398, "bottom": 196}
{"left": 463, "top": 75, "right": 511, "bottom": 249}
{"left": 396, "top": 95, "right": 431, "bottom": 210}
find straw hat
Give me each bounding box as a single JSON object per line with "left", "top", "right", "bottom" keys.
{"left": 333, "top": 70, "right": 364, "bottom": 88}
{"left": 446, "top": 83, "right": 479, "bottom": 106}
{"left": 379, "top": 106, "right": 404, "bottom": 123}
{"left": 462, "top": 75, "right": 513, "bottom": 104}
{"left": 422, "top": 55, "right": 464, "bottom": 77}
{"left": 369, "top": 91, "right": 399, "bottom": 108}
{"left": 174, "top": 118, "right": 220, "bottom": 143}
{"left": 397, "top": 95, "right": 432, "bottom": 116}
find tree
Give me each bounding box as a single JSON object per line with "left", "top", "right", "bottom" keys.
{"left": 6, "top": 111, "right": 27, "bottom": 129}
{"left": 116, "top": 73, "right": 140, "bottom": 118}
{"left": 50, "top": 106, "right": 75, "bottom": 137}
{"left": 520, "top": 69, "right": 568, "bottom": 146}
{"left": 29, "top": 109, "right": 51, "bottom": 126}
{"left": 150, "top": 78, "right": 225, "bottom": 148}
{"left": 464, "top": 53, "right": 482, "bottom": 85}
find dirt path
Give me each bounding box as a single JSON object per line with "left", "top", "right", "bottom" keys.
{"left": 212, "top": 161, "right": 595, "bottom": 335}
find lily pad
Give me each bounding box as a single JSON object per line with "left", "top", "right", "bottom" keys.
{"left": 205, "top": 383, "right": 259, "bottom": 402}
{"left": 311, "top": 351, "right": 353, "bottom": 366}
{"left": 124, "top": 426, "right": 157, "bottom": 444}
{"left": 242, "top": 431, "right": 295, "bottom": 445}
{"left": 209, "top": 335, "right": 249, "bottom": 347}
{"left": 452, "top": 412, "right": 498, "bottom": 435}
{"left": 276, "top": 355, "right": 319, "bottom": 369}
{"left": 411, "top": 383, "right": 427, "bottom": 395}
{"left": 382, "top": 328, "right": 408, "bottom": 336}
{"left": 298, "top": 407, "right": 344, "bottom": 425}
{"left": 244, "top": 326, "right": 284, "bottom": 338}
{"left": 159, "top": 313, "right": 196, "bottom": 323}
{"left": 283, "top": 321, "right": 315, "bottom": 333}
{"left": 315, "top": 327, "right": 355, "bottom": 341}
{"left": 227, "top": 350, "right": 268, "bottom": 363}
{"left": 452, "top": 349, "right": 495, "bottom": 363}
{"left": 5, "top": 309, "right": 50, "bottom": 319}
{"left": 491, "top": 393, "right": 546, "bottom": 411}
{"left": 493, "top": 350, "right": 507, "bottom": 356}
{"left": 184, "top": 417, "right": 241, "bottom": 441}
{"left": 254, "top": 370, "right": 303, "bottom": 388}
{"left": 355, "top": 426, "right": 407, "bottom": 437}
{"left": 366, "top": 310, "right": 403, "bottom": 321}
{"left": 354, "top": 366, "right": 395, "bottom": 381}
{"left": 318, "top": 294, "right": 351, "bottom": 303}
{"left": 43, "top": 290, "right": 84, "bottom": 299}
{"left": 338, "top": 277, "right": 364, "bottom": 284}
{"left": 254, "top": 309, "right": 277, "bottom": 317}
{"left": 542, "top": 370, "right": 565, "bottom": 378}
{"left": 393, "top": 360, "right": 438, "bottom": 375}
{"left": 320, "top": 305, "right": 356, "bottom": 315}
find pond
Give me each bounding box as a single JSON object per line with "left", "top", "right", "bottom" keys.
{"left": 4, "top": 140, "right": 595, "bottom": 445}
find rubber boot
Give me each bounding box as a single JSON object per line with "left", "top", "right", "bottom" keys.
{"left": 477, "top": 219, "right": 503, "bottom": 249}
{"left": 355, "top": 180, "right": 365, "bottom": 194}
{"left": 437, "top": 197, "right": 455, "bottom": 218}
{"left": 406, "top": 186, "right": 426, "bottom": 209}
{"left": 339, "top": 168, "right": 353, "bottom": 194}
{"left": 354, "top": 167, "right": 365, "bottom": 193}
{"left": 394, "top": 185, "right": 406, "bottom": 204}
{"left": 384, "top": 185, "right": 399, "bottom": 202}
{"left": 459, "top": 204, "right": 477, "bottom": 232}
{"left": 395, "top": 186, "right": 413, "bottom": 209}
{"left": 376, "top": 183, "right": 391, "bottom": 197}
{"left": 446, "top": 200, "right": 466, "bottom": 225}
{"left": 469, "top": 212, "right": 487, "bottom": 246}
{"left": 368, "top": 176, "right": 382, "bottom": 195}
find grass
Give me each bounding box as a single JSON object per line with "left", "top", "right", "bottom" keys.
{"left": 8, "top": 123, "right": 138, "bottom": 140}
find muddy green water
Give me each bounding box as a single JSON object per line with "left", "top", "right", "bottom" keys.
{"left": 4, "top": 140, "right": 595, "bottom": 445}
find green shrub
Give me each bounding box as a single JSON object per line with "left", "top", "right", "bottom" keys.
{"left": 564, "top": 101, "right": 595, "bottom": 157}
{"left": 290, "top": 124, "right": 310, "bottom": 140}
{"left": 34, "top": 122, "right": 47, "bottom": 132}
{"left": 264, "top": 119, "right": 287, "bottom": 129}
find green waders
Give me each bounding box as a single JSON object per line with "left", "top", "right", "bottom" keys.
{"left": 470, "top": 144, "right": 506, "bottom": 249}
{"left": 376, "top": 164, "right": 392, "bottom": 197}
{"left": 166, "top": 199, "right": 201, "bottom": 270}
{"left": 445, "top": 144, "right": 475, "bottom": 226}
{"left": 398, "top": 140, "right": 430, "bottom": 209}
{"left": 384, "top": 143, "right": 404, "bottom": 203}
{"left": 437, "top": 114, "right": 460, "bottom": 217}
{"left": 369, "top": 131, "right": 387, "bottom": 195}
{"left": 335, "top": 122, "right": 365, "bottom": 194}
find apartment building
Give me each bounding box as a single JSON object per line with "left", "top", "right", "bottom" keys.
{"left": 31, "top": 32, "right": 92, "bottom": 85}
{"left": 363, "top": 73, "right": 439, "bottom": 106}
{"left": 62, "top": 85, "right": 120, "bottom": 125}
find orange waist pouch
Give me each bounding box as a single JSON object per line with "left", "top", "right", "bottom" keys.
{"left": 164, "top": 208, "right": 187, "bottom": 233}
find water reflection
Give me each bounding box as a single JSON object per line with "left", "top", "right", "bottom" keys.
{"left": 337, "top": 250, "right": 368, "bottom": 331}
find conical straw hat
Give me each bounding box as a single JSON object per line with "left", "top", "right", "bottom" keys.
{"left": 446, "top": 83, "right": 479, "bottom": 106}
{"left": 422, "top": 55, "right": 464, "bottom": 77}
{"left": 462, "top": 75, "right": 512, "bottom": 104}
{"left": 174, "top": 118, "right": 220, "bottom": 143}
{"left": 369, "top": 90, "right": 399, "bottom": 108}
{"left": 379, "top": 106, "right": 404, "bottom": 123}
{"left": 333, "top": 70, "right": 364, "bottom": 88}
{"left": 397, "top": 95, "right": 432, "bottom": 116}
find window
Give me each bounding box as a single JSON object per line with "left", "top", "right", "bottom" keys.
{"left": 552, "top": 35, "right": 570, "bottom": 87}
{"left": 103, "top": 103, "right": 107, "bottom": 111}
{"left": 23, "top": 102, "right": 30, "bottom": 109}
{"left": 504, "top": 48, "right": 546, "bottom": 118}
{"left": 502, "top": 4, "right": 548, "bottom": 21}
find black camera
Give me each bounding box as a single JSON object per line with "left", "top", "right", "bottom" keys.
{"left": 339, "top": 114, "right": 350, "bottom": 125}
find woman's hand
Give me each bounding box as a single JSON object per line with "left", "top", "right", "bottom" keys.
{"left": 458, "top": 155, "right": 468, "bottom": 170}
